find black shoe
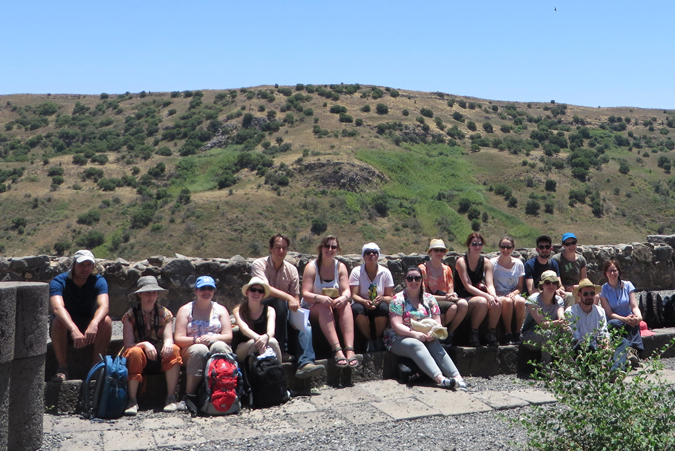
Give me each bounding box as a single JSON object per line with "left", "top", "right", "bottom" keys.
{"left": 468, "top": 329, "right": 481, "bottom": 347}
{"left": 486, "top": 328, "right": 499, "bottom": 347}
{"left": 503, "top": 333, "right": 515, "bottom": 345}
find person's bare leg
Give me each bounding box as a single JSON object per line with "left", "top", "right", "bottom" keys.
{"left": 165, "top": 365, "right": 180, "bottom": 397}
{"left": 448, "top": 300, "right": 468, "bottom": 334}
{"left": 501, "top": 297, "right": 514, "bottom": 334}
{"left": 50, "top": 317, "right": 69, "bottom": 369}
{"left": 128, "top": 379, "right": 140, "bottom": 401}
{"left": 468, "top": 297, "right": 488, "bottom": 329}
{"left": 354, "top": 314, "right": 371, "bottom": 340}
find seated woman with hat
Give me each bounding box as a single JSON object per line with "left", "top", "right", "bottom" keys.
{"left": 520, "top": 270, "right": 567, "bottom": 357}
{"left": 233, "top": 277, "right": 282, "bottom": 363}
{"left": 121, "top": 276, "right": 183, "bottom": 415}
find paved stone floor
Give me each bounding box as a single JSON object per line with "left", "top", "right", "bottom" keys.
{"left": 42, "top": 379, "right": 557, "bottom": 451}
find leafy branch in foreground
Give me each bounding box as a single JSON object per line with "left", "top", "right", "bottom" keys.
{"left": 516, "top": 327, "right": 675, "bottom": 451}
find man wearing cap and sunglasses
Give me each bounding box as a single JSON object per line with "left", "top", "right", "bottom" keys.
{"left": 552, "top": 232, "right": 588, "bottom": 308}
{"left": 49, "top": 249, "right": 112, "bottom": 381}
{"left": 524, "top": 235, "right": 564, "bottom": 298}
{"left": 565, "top": 278, "right": 631, "bottom": 372}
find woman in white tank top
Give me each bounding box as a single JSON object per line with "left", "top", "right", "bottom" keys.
{"left": 301, "top": 235, "right": 357, "bottom": 368}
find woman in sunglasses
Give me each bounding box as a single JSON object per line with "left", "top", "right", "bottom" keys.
{"left": 490, "top": 236, "right": 526, "bottom": 345}
{"left": 520, "top": 270, "right": 566, "bottom": 355}
{"left": 384, "top": 266, "right": 467, "bottom": 390}
{"left": 418, "top": 239, "right": 467, "bottom": 347}
{"left": 174, "top": 275, "right": 233, "bottom": 403}
{"left": 233, "top": 277, "right": 282, "bottom": 363}
{"left": 453, "top": 232, "right": 501, "bottom": 347}
{"left": 349, "top": 242, "right": 394, "bottom": 352}
{"left": 301, "top": 235, "right": 357, "bottom": 368}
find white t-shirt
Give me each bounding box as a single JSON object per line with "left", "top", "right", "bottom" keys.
{"left": 490, "top": 257, "right": 525, "bottom": 296}
{"left": 565, "top": 303, "right": 609, "bottom": 343}
{"left": 349, "top": 264, "right": 395, "bottom": 299}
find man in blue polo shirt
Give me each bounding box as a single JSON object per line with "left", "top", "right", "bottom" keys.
{"left": 49, "top": 249, "right": 112, "bottom": 381}
{"left": 524, "top": 235, "right": 564, "bottom": 297}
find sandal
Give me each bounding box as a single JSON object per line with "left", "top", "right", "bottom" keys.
{"left": 344, "top": 347, "right": 360, "bottom": 369}
{"left": 51, "top": 366, "right": 68, "bottom": 382}
{"left": 332, "top": 346, "right": 348, "bottom": 368}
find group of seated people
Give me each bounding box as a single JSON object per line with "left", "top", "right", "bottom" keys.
{"left": 48, "top": 232, "right": 650, "bottom": 414}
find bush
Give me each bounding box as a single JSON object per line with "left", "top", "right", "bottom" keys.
{"left": 90, "top": 154, "right": 108, "bottom": 165}
{"left": 375, "top": 104, "right": 389, "bottom": 115}
{"left": 51, "top": 175, "right": 64, "bottom": 185}
{"left": 420, "top": 108, "right": 433, "bottom": 118}
{"left": 508, "top": 196, "right": 518, "bottom": 208}
{"left": 311, "top": 218, "right": 327, "bottom": 235}
{"left": 467, "top": 206, "right": 481, "bottom": 220}
{"left": 77, "top": 209, "right": 101, "bottom": 225}
{"left": 619, "top": 161, "right": 630, "bottom": 174}
{"left": 457, "top": 197, "right": 471, "bottom": 213}
{"left": 72, "top": 154, "right": 88, "bottom": 165}
{"left": 517, "top": 327, "right": 675, "bottom": 451}
{"left": 355, "top": 118, "right": 363, "bottom": 126}
{"left": 361, "top": 105, "right": 371, "bottom": 113}
{"left": 471, "top": 219, "right": 481, "bottom": 231}
{"left": 483, "top": 122, "right": 494, "bottom": 133}
{"left": 500, "top": 124, "right": 511, "bottom": 133}
{"left": 402, "top": 109, "right": 409, "bottom": 116}
{"left": 48, "top": 167, "right": 64, "bottom": 177}
{"left": 544, "top": 200, "right": 555, "bottom": 214}
{"left": 372, "top": 193, "right": 389, "bottom": 217}
{"left": 452, "top": 111, "right": 464, "bottom": 122}
{"left": 76, "top": 230, "right": 105, "bottom": 249}
{"left": 545, "top": 179, "right": 557, "bottom": 192}
{"left": 525, "top": 199, "right": 540, "bottom": 215}
{"left": 53, "top": 242, "right": 70, "bottom": 256}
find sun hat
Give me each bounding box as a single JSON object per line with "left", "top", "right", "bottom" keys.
{"left": 73, "top": 249, "right": 96, "bottom": 264}
{"left": 241, "top": 276, "right": 271, "bottom": 298}
{"left": 538, "top": 270, "right": 559, "bottom": 288}
{"left": 561, "top": 232, "right": 577, "bottom": 244}
{"left": 572, "top": 278, "right": 602, "bottom": 298}
{"left": 639, "top": 321, "right": 655, "bottom": 337}
{"left": 427, "top": 239, "right": 447, "bottom": 253}
{"left": 362, "top": 242, "right": 381, "bottom": 259}
{"left": 133, "top": 276, "right": 167, "bottom": 295}
{"left": 195, "top": 275, "right": 217, "bottom": 289}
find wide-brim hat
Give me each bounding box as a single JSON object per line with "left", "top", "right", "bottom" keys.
{"left": 538, "top": 270, "right": 559, "bottom": 288}
{"left": 572, "top": 278, "right": 601, "bottom": 298}
{"left": 134, "top": 276, "right": 167, "bottom": 295}
{"left": 427, "top": 239, "right": 447, "bottom": 253}
{"left": 241, "top": 276, "right": 271, "bottom": 298}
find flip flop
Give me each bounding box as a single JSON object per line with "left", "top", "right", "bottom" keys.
{"left": 333, "top": 346, "right": 348, "bottom": 368}
{"left": 344, "top": 347, "right": 360, "bottom": 369}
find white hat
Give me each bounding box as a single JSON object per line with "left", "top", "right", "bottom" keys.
{"left": 241, "top": 276, "right": 271, "bottom": 298}
{"left": 73, "top": 249, "right": 95, "bottom": 264}
{"left": 361, "top": 242, "right": 381, "bottom": 259}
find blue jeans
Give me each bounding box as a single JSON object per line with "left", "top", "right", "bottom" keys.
{"left": 295, "top": 325, "right": 316, "bottom": 368}
{"left": 573, "top": 337, "right": 630, "bottom": 373}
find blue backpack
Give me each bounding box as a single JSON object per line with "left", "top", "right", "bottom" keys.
{"left": 81, "top": 355, "right": 128, "bottom": 419}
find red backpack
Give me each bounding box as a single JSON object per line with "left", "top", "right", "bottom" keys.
{"left": 195, "top": 353, "right": 242, "bottom": 415}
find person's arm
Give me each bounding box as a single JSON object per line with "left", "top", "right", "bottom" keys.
{"left": 628, "top": 290, "right": 642, "bottom": 326}
{"left": 301, "top": 261, "right": 331, "bottom": 306}
{"left": 233, "top": 306, "right": 257, "bottom": 340}
{"left": 173, "top": 305, "right": 192, "bottom": 348}
{"left": 390, "top": 314, "right": 428, "bottom": 342}
{"left": 600, "top": 293, "right": 629, "bottom": 324}
{"left": 351, "top": 284, "right": 375, "bottom": 309}
{"left": 509, "top": 276, "right": 524, "bottom": 299}
{"left": 84, "top": 293, "right": 110, "bottom": 346}
{"left": 483, "top": 259, "right": 499, "bottom": 306}
{"left": 161, "top": 314, "right": 175, "bottom": 358}
{"left": 526, "top": 278, "right": 537, "bottom": 295}
{"left": 215, "top": 306, "right": 233, "bottom": 344}
{"left": 378, "top": 286, "right": 394, "bottom": 305}
{"left": 50, "top": 294, "right": 86, "bottom": 347}
{"left": 334, "top": 262, "right": 352, "bottom": 308}
{"left": 457, "top": 258, "right": 495, "bottom": 301}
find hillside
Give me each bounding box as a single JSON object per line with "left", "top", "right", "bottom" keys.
{"left": 1, "top": 85, "right": 674, "bottom": 259}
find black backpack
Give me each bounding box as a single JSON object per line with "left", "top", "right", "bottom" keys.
{"left": 396, "top": 356, "right": 430, "bottom": 387}
{"left": 243, "top": 354, "right": 290, "bottom": 409}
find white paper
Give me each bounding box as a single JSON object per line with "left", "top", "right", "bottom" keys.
{"left": 289, "top": 307, "right": 310, "bottom": 332}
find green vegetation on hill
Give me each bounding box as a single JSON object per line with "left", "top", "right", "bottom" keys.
{"left": 0, "top": 86, "right": 674, "bottom": 258}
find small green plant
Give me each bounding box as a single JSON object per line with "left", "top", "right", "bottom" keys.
{"left": 516, "top": 327, "right": 675, "bottom": 451}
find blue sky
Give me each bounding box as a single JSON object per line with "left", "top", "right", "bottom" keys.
{"left": 2, "top": 1, "right": 673, "bottom": 109}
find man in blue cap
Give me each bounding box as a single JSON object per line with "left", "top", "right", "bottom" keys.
{"left": 552, "top": 232, "right": 588, "bottom": 307}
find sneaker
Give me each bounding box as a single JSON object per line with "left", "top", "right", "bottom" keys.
{"left": 439, "top": 377, "right": 456, "bottom": 390}
{"left": 163, "top": 395, "right": 178, "bottom": 412}
{"left": 486, "top": 328, "right": 499, "bottom": 347}
{"left": 366, "top": 339, "right": 378, "bottom": 353}
{"left": 627, "top": 347, "right": 640, "bottom": 368}
{"left": 124, "top": 400, "right": 139, "bottom": 416}
{"left": 295, "top": 362, "right": 326, "bottom": 379}
{"left": 442, "top": 332, "right": 454, "bottom": 347}
{"left": 503, "top": 333, "right": 515, "bottom": 346}
{"left": 174, "top": 400, "right": 188, "bottom": 411}
{"left": 468, "top": 329, "right": 481, "bottom": 347}
{"left": 455, "top": 377, "right": 468, "bottom": 391}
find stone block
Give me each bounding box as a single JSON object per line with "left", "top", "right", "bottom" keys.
{"left": 44, "top": 380, "right": 82, "bottom": 414}
{"left": 14, "top": 282, "right": 49, "bottom": 359}
{"left": 0, "top": 285, "right": 17, "bottom": 364}
{"left": 413, "top": 386, "right": 493, "bottom": 415}
{"left": 161, "top": 258, "right": 194, "bottom": 275}
{"left": 9, "top": 355, "right": 45, "bottom": 451}
{"left": 0, "top": 361, "right": 10, "bottom": 451}
{"left": 372, "top": 398, "right": 442, "bottom": 420}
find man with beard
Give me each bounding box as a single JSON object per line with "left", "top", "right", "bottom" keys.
{"left": 566, "top": 279, "right": 631, "bottom": 372}
{"left": 524, "top": 235, "right": 563, "bottom": 297}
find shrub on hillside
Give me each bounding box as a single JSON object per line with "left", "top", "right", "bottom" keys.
{"left": 545, "top": 179, "right": 557, "bottom": 192}
{"left": 311, "top": 218, "right": 327, "bottom": 235}
{"left": 77, "top": 209, "right": 101, "bottom": 226}
{"left": 76, "top": 230, "right": 105, "bottom": 249}
{"left": 420, "top": 108, "right": 433, "bottom": 118}
{"left": 452, "top": 111, "right": 464, "bottom": 122}
{"left": 376, "top": 104, "right": 389, "bottom": 115}
{"left": 457, "top": 197, "right": 472, "bottom": 213}
{"left": 483, "top": 122, "right": 493, "bottom": 133}
{"left": 525, "top": 200, "right": 540, "bottom": 215}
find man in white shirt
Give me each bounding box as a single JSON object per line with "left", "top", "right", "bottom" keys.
{"left": 565, "top": 279, "right": 630, "bottom": 372}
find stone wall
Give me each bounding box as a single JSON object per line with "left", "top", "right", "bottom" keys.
{"left": 2, "top": 236, "right": 675, "bottom": 318}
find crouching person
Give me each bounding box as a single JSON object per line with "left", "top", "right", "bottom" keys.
{"left": 566, "top": 279, "right": 630, "bottom": 374}
{"left": 121, "top": 276, "right": 183, "bottom": 415}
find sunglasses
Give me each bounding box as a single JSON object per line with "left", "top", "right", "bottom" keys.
{"left": 323, "top": 244, "right": 338, "bottom": 250}
{"left": 248, "top": 287, "right": 265, "bottom": 294}
{"left": 470, "top": 242, "right": 484, "bottom": 247}
{"left": 364, "top": 250, "right": 379, "bottom": 256}
{"left": 500, "top": 245, "right": 513, "bottom": 250}
{"left": 582, "top": 291, "right": 595, "bottom": 297}
{"left": 406, "top": 275, "right": 423, "bottom": 282}
{"left": 198, "top": 286, "right": 215, "bottom": 291}
{"left": 563, "top": 241, "right": 577, "bottom": 246}
{"left": 432, "top": 248, "right": 447, "bottom": 253}
{"left": 543, "top": 280, "right": 558, "bottom": 286}
{"left": 538, "top": 244, "right": 552, "bottom": 250}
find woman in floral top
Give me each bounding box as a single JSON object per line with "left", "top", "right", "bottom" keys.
{"left": 121, "top": 276, "right": 183, "bottom": 415}
{"left": 385, "top": 267, "right": 467, "bottom": 390}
